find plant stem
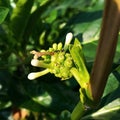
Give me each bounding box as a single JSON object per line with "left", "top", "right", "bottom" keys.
{"left": 89, "top": 0, "right": 120, "bottom": 103}
{"left": 71, "top": 101, "right": 86, "bottom": 120}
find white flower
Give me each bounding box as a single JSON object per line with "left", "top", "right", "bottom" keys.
{"left": 64, "top": 32, "right": 73, "bottom": 50}
{"left": 28, "top": 69, "right": 50, "bottom": 80}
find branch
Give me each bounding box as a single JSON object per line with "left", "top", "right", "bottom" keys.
{"left": 89, "top": 0, "right": 120, "bottom": 103}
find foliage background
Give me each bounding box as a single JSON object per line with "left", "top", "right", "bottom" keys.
{"left": 0, "top": 0, "right": 120, "bottom": 119}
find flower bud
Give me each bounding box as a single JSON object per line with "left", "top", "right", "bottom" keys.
{"left": 28, "top": 73, "right": 37, "bottom": 80}
{"left": 52, "top": 43, "right": 58, "bottom": 50}
{"left": 64, "top": 58, "right": 73, "bottom": 68}
{"left": 64, "top": 32, "right": 73, "bottom": 51}
{"left": 57, "top": 42, "right": 63, "bottom": 50}
{"left": 48, "top": 47, "right": 54, "bottom": 52}
{"left": 60, "top": 67, "right": 72, "bottom": 80}
{"left": 58, "top": 52, "right": 65, "bottom": 63}
{"left": 51, "top": 53, "right": 58, "bottom": 62}
{"left": 31, "top": 59, "right": 40, "bottom": 67}
{"left": 65, "top": 33, "right": 73, "bottom": 44}
{"left": 44, "top": 55, "right": 51, "bottom": 63}
{"left": 51, "top": 66, "right": 60, "bottom": 74}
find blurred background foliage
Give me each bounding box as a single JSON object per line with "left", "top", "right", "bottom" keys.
{"left": 0, "top": 0, "right": 120, "bottom": 120}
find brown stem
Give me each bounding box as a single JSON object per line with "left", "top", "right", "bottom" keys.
{"left": 89, "top": 0, "right": 120, "bottom": 102}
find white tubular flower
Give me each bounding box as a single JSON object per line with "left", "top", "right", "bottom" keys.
{"left": 64, "top": 32, "right": 73, "bottom": 51}
{"left": 28, "top": 69, "right": 50, "bottom": 80}
{"left": 31, "top": 59, "right": 50, "bottom": 68}
{"left": 65, "top": 32, "right": 73, "bottom": 45}
{"left": 31, "top": 59, "right": 41, "bottom": 67}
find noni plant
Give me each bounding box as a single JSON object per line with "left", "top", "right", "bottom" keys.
{"left": 28, "top": 33, "right": 92, "bottom": 119}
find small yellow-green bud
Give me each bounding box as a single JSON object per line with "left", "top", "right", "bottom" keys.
{"left": 48, "top": 47, "right": 54, "bottom": 52}
{"left": 64, "top": 58, "right": 73, "bottom": 68}
{"left": 58, "top": 52, "right": 65, "bottom": 63}
{"left": 52, "top": 43, "right": 58, "bottom": 50}
{"left": 51, "top": 53, "right": 58, "bottom": 62}
{"left": 57, "top": 42, "right": 63, "bottom": 50}
{"left": 60, "top": 67, "right": 72, "bottom": 80}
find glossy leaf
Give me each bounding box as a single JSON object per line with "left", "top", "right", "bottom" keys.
{"left": 82, "top": 38, "right": 120, "bottom": 63}
{"left": 102, "top": 72, "right": 119, "bottom": 98}
{"left": 8, "top": 75, "right": 78, "bottom": 113}
{"left": 69, "top": 39, "right": 89, "bottom": 84}
{"left": 81, "top": 97, "right": 120, "bottom": 120}
{"left": 0, "top": 7, "right": 9, "bottom": 24}
{"left": 10, "top": 0, "right": 34, "bottom": 40}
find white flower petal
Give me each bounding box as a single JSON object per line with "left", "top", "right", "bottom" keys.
{"left": 28, "top": 73, "right": 37, "bottom": 80}
{"left": 27, "top": 69, "right": 50, "bottom": 80}
{"left": 31, "top": 59, "right": 40, "bottom": 67}
{"left": 31, "top": 59, "right": 50, "bottom": 68}
{"left": 64, "top": 32, "right": 73, "bottom": 51}
{"left": 65, "top": 32, "right": 73, "bottom": 45}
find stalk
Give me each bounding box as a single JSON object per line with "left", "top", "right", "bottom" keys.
{"left": 89, "top": 0, "right": 120, "bottom": 103}
{"left": 71, "top": 101, "right": 86, "bottom": 120}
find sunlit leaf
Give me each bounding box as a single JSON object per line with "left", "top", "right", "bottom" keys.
{"left": 102, "top": 73, "right": 119, "bottom": 98}
{"left": 82, "top": 38, "right": 120, "bottom": 63}
{"left": 81, "top": 98, "right": 120, "bottom": 120}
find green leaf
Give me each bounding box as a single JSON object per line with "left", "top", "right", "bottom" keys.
{"left": 0, "top": 7, "right": 9, "bottom": 24}
{"left": 10, "top": 0, "right": 34, "bottom": 40}
{"left": 81, "top": 98, "right": 120, "bottom": 120}
{"left": 32, "top": 91, "right": 52, "bottom": 107}
{"left": 70, "top": 39, "right": 89, "bottom": 84}
{"left": 24, "top": 81, "right": 78, "bottom": 113}
{"left": 45, "top": 10, "right": 57, "bottom": 23}
{"left": 82, "top": 40, "right": 98, "bottom": 62}
{"left": 102, "top": 72, "right": 119, "bottom": 98}
{"left": 8, "top": 76, "right": 78, "bottom": 113}
{"left": 8, "top": 78, "right": 44, "bottom": 112}
{"left": 81, "top": 84, "right": 120, "bottom": 120}
{"left": 82, "top": 37, "right": 120, "bottom": 63}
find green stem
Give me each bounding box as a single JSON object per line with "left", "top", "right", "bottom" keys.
{"left": 71, "top": 101, "right": 86, "bottom": 120}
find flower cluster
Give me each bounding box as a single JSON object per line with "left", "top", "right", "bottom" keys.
{"left": 28, "top": 33, "right": 74, "bottom": 80}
